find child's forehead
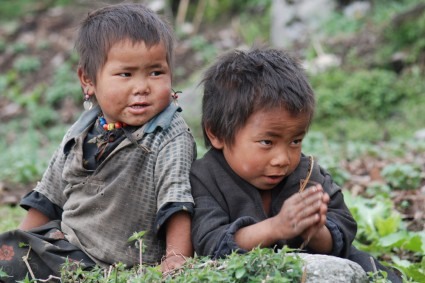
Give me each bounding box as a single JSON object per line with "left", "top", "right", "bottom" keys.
{"left": 245, "top": 107, "right": 310, "bottom": 132}
{"left": 251, "top": 106, "right": 309, "bottom": 121}
{"left": 252, "top": 105, "right": 287, "bottom": 116}
{"left": 108, "top": 38, "right": 164, "bottom": 49}
{"left": 103, "top": 38, "right": 167, "bottom": 62}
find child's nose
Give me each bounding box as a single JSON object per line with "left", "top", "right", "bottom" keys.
{"left": 270, "top": 149, "right": 290, "bottom": 167}
{"left": 134, "top": 78, "right": 149, "bottom": 95}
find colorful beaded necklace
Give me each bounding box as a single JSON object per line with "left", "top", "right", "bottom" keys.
{"left": 98, "top": 116, "right": 126, "bottom": 131}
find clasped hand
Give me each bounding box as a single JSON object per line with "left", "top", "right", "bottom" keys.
{"left": 275, "top": 184, "right": 330, "bottom": 245}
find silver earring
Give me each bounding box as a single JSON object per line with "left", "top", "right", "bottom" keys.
{"left": 83, "top": 87, "right": 93, "bottom": 111}
{"left": 171, "top": 89, "right": 181, "bottom": 106}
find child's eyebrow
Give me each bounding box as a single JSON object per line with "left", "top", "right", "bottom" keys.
{"left": 119, "top": 65, "right": 138, "bottom": 71}
{"left": 260, "top": 129, "right": 307, "bottom": 139}
{"left": 116, "top": 63, "right": 166, "bottom": 70}
{"left": 262, "top": 131, "right": 282, "bottom": 138}
{"left": 293, "top": 129, "right": 307, "bottom": 137}
{"left": 146, "top": 62, "right": 167, "bottom": 69}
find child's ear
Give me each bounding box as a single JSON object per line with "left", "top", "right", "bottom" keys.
{"left": 77, "top": 67, "right": 94, "bottom": 95}
{"left": 205, "top": 127, "right": 224, "bottom": 149}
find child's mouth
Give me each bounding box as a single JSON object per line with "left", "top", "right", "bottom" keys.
{"left": 130, "top": 102, "right": 149, "bottom": 109}
{"left": 265, "top": 175, "right": 284, "bottom": 183}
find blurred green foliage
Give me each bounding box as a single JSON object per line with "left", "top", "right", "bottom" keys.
{"left": 0, "top": 0, "right": 72, "bottom": 21}
{"left": 345, "top": 193, "right": 425, "bottom": 282}
{"left": 307, "top": 0, "right": 425, "bottom": 142}
{"left": 310, "top": 67, "right": 425, "bottom": 141}
{"left": 381, "top": 163, "right": 423, "bottom": 190}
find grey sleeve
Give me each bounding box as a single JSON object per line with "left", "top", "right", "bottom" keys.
{"left": 155, "top": 130, "right": 195, "bottom": 209}
{"left": 20, "top": 190, "right": 63, "bottom": 220}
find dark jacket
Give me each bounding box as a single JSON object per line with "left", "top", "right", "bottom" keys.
{"left": 191, "top": 149, "right": 357, "bottom": 259}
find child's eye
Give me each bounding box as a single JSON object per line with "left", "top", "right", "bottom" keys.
{"left": 119, "top": 73, "right": 131, "bottom": 77}
{"left": 150, "top": 70, "right": 163, "bottom": 76}
{"left": 259, "top": 140, "right": 272, "bottom": 146}
{"left": 292, "top": 139, "right": 303, "bottom": 146}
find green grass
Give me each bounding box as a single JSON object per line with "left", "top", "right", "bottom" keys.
{"left": 0, "top": 0, "right": 72, "bottom": 21}
{"left": 0, "top": 206, "right": 25, "bottom": 232}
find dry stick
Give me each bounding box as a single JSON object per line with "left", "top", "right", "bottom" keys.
{"left": 299, "top": 156, "right": 314, "bottom": 250}
{"left": 192, "top": 0, "right": 207, "bottom": 35}
{"left": 138, "top": 239, "right": 143, "bottom": 274}
{"left": 176, "top": 0, "right": 189, "bottom": 27}
{"left": 106, "top": 265, "right": 113, "bottom": 279}
{"left": 370, "top": 256, "right": 378, "bottom": 273}
{"left": 38, "top": 275, "right": 61, "bottom": 282}
{"left": 22, "top": 246, "right": 37, "bottom": 283}
{"left": 301, "top": 266, "right": 308, "bottom": 283}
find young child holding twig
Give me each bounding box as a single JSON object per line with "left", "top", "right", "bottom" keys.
{"left": 0, "top": 3, "right": 195, "bottom": 281}
{"left": 190, "top": 47, "right": 401, "bottom": 282}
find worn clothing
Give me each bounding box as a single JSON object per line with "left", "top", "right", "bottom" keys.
{"left": 191, "top": 149, "right": 356, "bottom": 258}
{"left": 35, "top": 103, "right": 195, "bottom": 266}
{"left": 1, "top": 103, "right": 195, "bottom": 280}
{"left": 191, "top": 149, "right": 402, "bottom": 283}
{"left": 0, "top": 221, "right": 96, "bottom": 283}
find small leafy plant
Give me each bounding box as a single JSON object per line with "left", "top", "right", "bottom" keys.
{"left": 381, "top": 163, "right": 422, "bottom": 190}
{"left": 58, "top": 246, "right": 304, "bottom": 282}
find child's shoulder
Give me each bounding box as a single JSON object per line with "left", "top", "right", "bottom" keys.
{"left": 146, "top": 104, "right": 191, "bottom": 137}
{"left": 66, "top": 106, "right": 100, "bottom": 138}
{"left": 191, "top": 149, "right": 223, "bottom": 173}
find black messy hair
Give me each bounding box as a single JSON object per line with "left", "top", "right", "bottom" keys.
{"left": 75, "top": 3, "right": 175, "bottom": 84}
{"left": 201, "top": 47, "right": 315, "bottom": 148}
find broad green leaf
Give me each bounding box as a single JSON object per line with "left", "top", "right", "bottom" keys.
{"left": 128, "top": 231, "right": 146, "bottom": 242}
{"left": 235, "top": 268, "right": 246, "bottom": 279}
{"left": 379, "top": 231, "right": 407, "bottom": 248}
{"left": 375, "top": 214, "right": 400, "bottom": 236}
{"left": 403, "top": 234, "right": 424, "bottom": 253}
{"left": 0, "top": 268, "right": 9, "bottom": 279}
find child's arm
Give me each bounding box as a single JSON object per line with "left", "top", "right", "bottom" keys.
{"left": 18, "top": 208, "right": 50, "bottom": 231}
{"left": 234, "top": 185, "right": 332, "bottom": 252}
{"left": 161, "top": 211, "right": 193, "bottom": 273}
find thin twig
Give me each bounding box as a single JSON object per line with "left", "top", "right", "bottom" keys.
{"left": 106, "top": 265, "right": 113, "bottom": 279}
{"left": 299, "top": 156, "right": 314, "bottom": 192}
{"left": 38, "top": 275, "right": 61, "bottom": 282}
{"left": 22, "top": 246, "right": 37, "bottom": 283}
{"left": 176, "top": 0, "right": 189, "bottom": 26}
{"left": 138, "top": 239, "right": 143, "bottom": 273}
{"left": 301, "top": 266, "right": 308, "bottom": 283}
{"left": 370, "top": 256, "right": 378, "bottom": 273}
{"left": 192, "top": 0, "right": 207, "bottom": 34}
{"left": 299, "top": 156, "right": 314, "bottom": 249}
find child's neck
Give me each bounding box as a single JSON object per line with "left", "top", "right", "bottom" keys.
{"left": 98, "top": 116, "right": 126, "bottom": 131}
{"left": 259, "top": 190, "right": 272, "bottom": 216}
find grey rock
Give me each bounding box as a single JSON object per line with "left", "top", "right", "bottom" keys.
{"left": 299, "top": 254, "right": 368, "bottom": 283}
{"left": 270, "top": 0, "right": 335, "bottom": 48}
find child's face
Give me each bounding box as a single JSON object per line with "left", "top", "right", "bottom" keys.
{"left": 92, "top": 39, "right": 171, "bottom": 126}
{"left": 218, "top": 107, "right": 310, "bottom": 190}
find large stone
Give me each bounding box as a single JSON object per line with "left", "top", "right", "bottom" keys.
{"left": 270, "top": 0, "right": 335, "bottom": 48}
{"left": 299, "top": 254, "right": 368, "bottom": 283}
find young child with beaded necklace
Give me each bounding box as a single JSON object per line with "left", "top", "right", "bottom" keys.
{"left": 0, "top": 3, "right": 195, "bottom": 281}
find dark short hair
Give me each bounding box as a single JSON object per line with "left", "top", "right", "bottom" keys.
{"left": 75, "top": 3, "right": 175, "bottom": 84}
{"left": 201, "top": 47, "right": 315, "bottom": 148}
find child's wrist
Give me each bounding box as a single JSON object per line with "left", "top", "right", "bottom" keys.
{"left": 268, "top": 216, "right": 286, "bottom": 241}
